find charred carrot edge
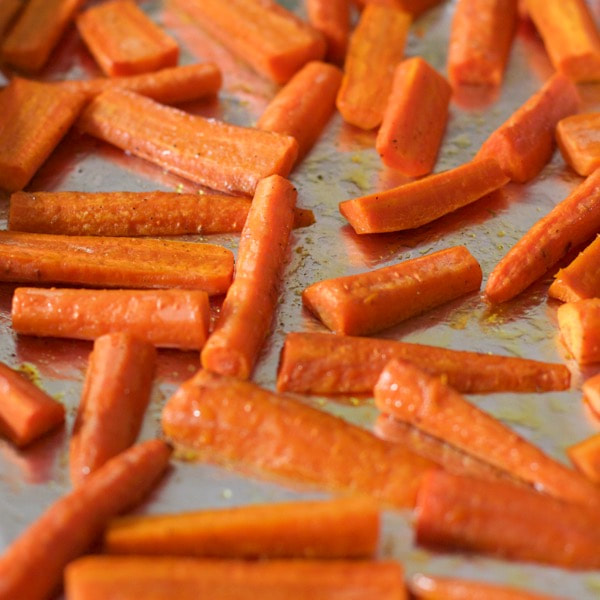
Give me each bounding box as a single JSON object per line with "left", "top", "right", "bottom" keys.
{"left": 567, "top": 433, "right": 600, "bottom": 485}
{"left": 257, "top": 61, "right": 342, "bottom": 162}
{"left": 0, "top": 231, "right": 234, "bottom": 295}
{"left": 353, "top": 0, "right": 443, "bottom": 17}
{"left": 161, "top": 369, "right": 436, "bottom": 508}
{"left": 556, "top": 112, "right": 600, "bottom": 176}
{"left": 306, "top": 0, "right": 350, "bottom": 65}
{"left": 376, "top": 57, "right": 451, "bottom": 176}
{"left": 583, "top": 372, "right": 600, "bottom": 418}
{"left": 78, "top": 88, "right": 298, "bottom": 196}
{"left": 475, "top": 72, "right": 580, "bottom": 182}
{"left": 0, "top": 0, "right": 23, "bottom": 37}
{"left": 484, "top": 168, "right": 600, "bottom": 304}
{"left": 276, "top": 332, "right": 571, "bottom": 395}
{"left": 557, "top": 299, "right": 600, "bottom": 364}
{"left": 0, "top": 439, "right": 171, "bottom": 600}
{"left": 339, "top": 158, "right": 509, "bottom": 234}
{"left": 336, "top": 4, "right": 411, "bottom": 130}
{"left": 201, "top": 175, "right": 296, "bottom": 379}
{"left": 302, "top": 246, "right": 482, "bottom": 336}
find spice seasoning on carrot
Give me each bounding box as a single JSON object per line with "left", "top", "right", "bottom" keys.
{"left": 556, "top": 112, "right": 600, "bottom": 176}
{"left": 567, "top": 433, "right": 600, "bottom": 485}
{"left": 583, "top": 372, "right": 600, "bottom": 417}
{"left": 557, "top": 299, "right": 600, "bottom": 364}
{"left": 306, "top": 0, "right": 350, "bottom": 65}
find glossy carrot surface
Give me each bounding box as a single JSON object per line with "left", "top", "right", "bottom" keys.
{"left": 556, "top": 112, "right": 600, "bottom": 176}
{"left": 557, "top": 299, "right": 600, "bottom": 364}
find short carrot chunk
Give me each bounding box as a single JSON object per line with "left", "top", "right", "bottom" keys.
{"left": 568, "top": 433, "right": 600, "bottom": 485}
{"left": 556, "top": 112, "right": 600, "bottom": 176}
{"left": 557, "top": 299, "right": 600, "bottom": 364}
{"left": 583, "top": 372, "right": 600, "bottom": 417}
{"left": 306, "top": 0, "right": 350, "bottom": 65}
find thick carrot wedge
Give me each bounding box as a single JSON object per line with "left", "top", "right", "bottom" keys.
{"left": 0, "top": 231, "right": 234, "bottom": 295}
{"left": 339, "top": 158, "right": 509, "bottom": 234}
{"left": 484, "top": 167, "right": 600, "bottom": 304}
{"left": 201, "top": 175, "right": 296, "bottom": 379}
{"left": 557, "top": 299, "right": 600, "bottom": 364}
{"left": 161, "top": 369, "right": 436, "bottom": 508}
{"left": 336, "top": 4, "right": 411, "bottom": 129}
{"left": 306, "top": 0, "right": 350, "bottom": 65}
{"left": 354, "top": 0, "right": 443, "bottom": 17}
{"left": 78, "top": 89, "right": 298, "bottom": 196}
{"left": 0, "top": 0, "right": 23, "bottom": 37}
{"left": 0, "top": 439, "right": 171, "bottom": 600}
{"left": 567, "top": 433, "right": 600, "bottom": 485}
{"left": 302, "top": 246, "right": 482, "bottom": 336}
{"left": 583, "top": 372, "right": 600, "bottom": 417}
{"left": 556, "top": 112, "right": 600, "bottom": 176}
{"left": 475, "top": 73, "right": 580, "bottom": 182}
{"left": 276, "top": 332, "right": 571, "bottom": 395}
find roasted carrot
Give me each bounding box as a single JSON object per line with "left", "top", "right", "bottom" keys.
{"left": 567, "top": 433, "right": 600, "bottom": 485}
{"left": 484, "top": 167, "right": 600, "bottom": 304}
{"left": 302, "top": 246, "right": 482, "bottom": 336}
{"left": 161, "top": 369, "right": 436, "bottom": 508}
{"left": 336, "top": 4, "right": 411, "bottom": 130}
{"left": 0, "top": 231, "right": 234, "bottom": 295}
{"left": 257, "top": 61, "right": 343, "bottom": 162}
{"left": 339, "top": 158, "right": 509, "bottom": 234}
{"left": 353, "top": 0, "right": 443, "bottom": 17}
{"left": 201, "top": 175, "right": 296, "bottom": 379}
{"left": 475, "top": 72, "right": 580, "bottom": 182}
{"left": 0, "top": 439, "right": 171, "bottom": 600}
{"left": 0, "top": 0, "right": 23, "bottom": 37}
{"left": 276, "top": 332, "right": 571, "bottom": 395}
{"left": 556, "top": 112, "right": 600, "bottom": 176}
{"left": 583, "top": 372, "right": 600, "bottom": 417}
{"left": 557, "top": 299, "right": 600, "bottom": 364}
{"left": 306, "top": 0, "right": 350, "bottom": 65}
{"left": 78, "top": 88, "right": 298, "bottom": 196}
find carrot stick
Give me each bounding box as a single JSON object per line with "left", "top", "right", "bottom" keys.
{"left": 339, "top": 158, "right": 509, "bottom": 234}
{"left": 475, "top": 72, "right": 580, "bottom": 182}
{"left": 78, "top": 88, "right": 298, "bottom": 196}
{"left": 0, "top": 231, "right": 234, "bottom": 295}
{"left": 257, "top": 61, "right": 343, "bottom": 162}
{"left": 583, "top": 372, "right": 600, "bottom": 417}
{"left": 302, "top": 246, "right": 482, "bottom": 336}
{"left": 353, "top": 0, "right": 443, "bottom": 17}
{"left": 12, "top": 288, "right": 211, "bottom": 350}
{"left": 557, "top": 299, "right": 600, "bottom": 364}
{"left": 336, "top": 4, "right": 411, "bottom": 130}
{"left": 567, "top": 433, "right": 600, "bottom": 485}
{"left": 306, "top": 0, "right": 350, "bottom": 65}
{"left": 0, "top": 0, "right": 23, "bottom": 37}
{"left": 375, "top": 57, "right": 451, "bottom": 176}
{"left": 0, "top": 439, "right": 171, "bottom": 600}
{"left": 201, "top": 175, "right": 296, "bottom": 379}
{"left": 556, "top": 112, "right": 600, "bottom": 176}
{"left": 276, "top": 332, "right": 571, "bottom": 395}
{"left": 484, "top": 167, "right": 600, "bottom": 304}
{"left": 161, "top": 369, "right": 436, "bottom": 508}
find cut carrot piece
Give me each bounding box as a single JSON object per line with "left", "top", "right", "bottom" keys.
{"left": 567, "top": 433, "right": 600, "bottom": 485}
{"left": 0, "top": 78, "right": 87, "bottom": 192}
{"left": 0, "top": 439, "right": 171, "bottom": 600}
{"left": 276, "top": 332, "right": 571, "bottom": 395}
{"left": 0, "top": 231, "right": 234, "bottom": 295}
{"left": 78, "top": 89, "right": 298, "bottom": 196}
{"left": 557, "top": 299, "right": 600, "bottom": 364}
{"left": 0, "top": 0, "right": 23, "bottom": 37}
{"left": 104, "top": 497, "right": 379, "bottom": 558}
{"left": 583, "top": 372, "right": 600, "bottom": 417}
{"left": 354, "top": 0, "right": 443, "bottom": 17}
{"left": 475, "top": 73, "right": 580, "bottom": 182}
{"left": 306, "top": 0, "right": 350, "bottom": 65}
{"left": 339, "top": 158, "right": 509, "bottom": 234}
{"left": 161, "top": 369, "right": 436, "bottom": 508}
{"left": 257, "top": 61, "right": 342, "bottom": 162}
{"left": 302, "top": 246, "right": 482, "bottom": 336}
{"left": 336, "top": 4, "right": 411, "bottom": 130}
{"left": 556, "top": 112, "right": 600, "bottom": 176}
{"left": 201, "top": 175, "right": 296, "bottom": 379}
{"left": 376, "top": 57, "right": 451, "bottom": 176}
{"left": 12, "top": 288, "right": 210, "bottom": 350}
{"left": 484, "top": 167, "right": 600, "bottom": 304}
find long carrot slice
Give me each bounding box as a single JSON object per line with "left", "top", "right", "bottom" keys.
{"left": 0, "top": 439, "right": 171, "bottom": 600}
{"left": 161, "top": 369, "right": 436, "bottom": 508}
{"left": 556, "top": 112, "right": 600, "bottom": 176}
{"left": 557, "top": 299, "right": 600, "bottom": 364}
{"left": 484, "top": 167, "right": 600, "bottom": 304}
{"left": 354, "top": 0, "right": 443, "bottom": 17}
{"left": 78, "top": 88, "right": 298, "bottom": 196}
{"left": 306, "top": 0, "right": 350, "bottom": 65}
{"left": 567, "top": 433, "right": 600, "bottom": 485}
{"left": 201, "top": 175, "right": 296, "bottom": 379}
{"left": 0, "top": 0, "right": 23, "bottom": 37}
{"left": 583, "top": 372, "right": 600, "bottom": 417}
{"left": 302, "top": 246, "right": 482, "bottom": 336}
{"left": 276, "top": 332, "right": 571, "bottom": 395}
{"left": 339, "top": 158, "right": 509, "bottom": 234}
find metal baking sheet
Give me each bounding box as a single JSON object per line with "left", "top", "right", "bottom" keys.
{"left": 1, "top": 0, "right": 600, "bottom": 597}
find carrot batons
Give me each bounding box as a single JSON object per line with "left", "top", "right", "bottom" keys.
{"left": 302, "top": 246, "right": 482, "bottom": 336}
{"left": 568, "top": 434, "right": 600, "bottom": 485}
{"left": 78, "top": 89, "right": 298, "bottom": 196}
{"left": 583, "top": 372, "right": 600, "bottom": 416}
{"left": 557, "top": 299, "right": 600, "bottom": 364}
{"left": 306, "top": 0, "right": 350, "bottom": 65}
{"left": 475, "top": 73, "right": 580, "bottom": 182}
{"left": 556, "top": 112, "right": 600, "bottom": 176}
{"left": 336, "top": 4, "right": 411, "bottom": 130}
{"left": 339, "top": 158, "right": 509, "bottom": 234}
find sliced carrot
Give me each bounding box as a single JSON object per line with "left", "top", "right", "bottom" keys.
{"left": 302, "top": 246, "right": 482, "bottom": 336}
{"left": 0, "top": 0, "right": 23, "bottom": 37}
{"left": 0, "top": 439, "right": 171, "bottom": 600}
{"left": 339, "top": 158, "right": 509, "bottom": 234}
{"left": 78, "top": 88, "right": 298, "bottom": 196}
{"left": 475, "top": 72, "right": 580, "bottom": 182}
{"left": 583, "top": 372, "right": 600, "bottom": 417}
{"left": 306, "top": 0, "right": 350, "bottom": 65}
{"left": 557, "top": 299, "right": 600, "bottom": 364}
{"left": 354, "top": 0, "right": 443, "bottom": 17}
{"left": 201, "top": 175, "right": 296, "bottom": 379}
{"left": 556, "top": 112, "right": 600, "bottom": 176}
{"left": 567, "top": 433, "right": 600, "bottom": 485}
{"left": 276, "top": 332, "right": 571, "bottom": 395}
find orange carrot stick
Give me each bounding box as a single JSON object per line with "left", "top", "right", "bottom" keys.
{"left": 353, "top": 0, "right": 443, "bottom": 18}
{"left": 336, "top": 4, "right": 411, "bottom": 130}
{"left": 567, "top": 433, "right": 600, "bottom": 485}
{"left": 0, "top": 361, "right": 64, "bottom": 447}
{"left": 475, "top": 72, "right": 580, "bottom": 182}
{"left": 302, "top": 246, "right": 482, "bottom": 336}
{"left": 257, "top": 61, "right": 343, "bottom": 162}
{"left": 557, "top": 299, "right": 600, "bottom": 364}
{"left": 0, "top": 0, "right": 23, "bottom": 37}
{"left": 276, "top": 332, "right": 571, "bottom": 395}
{"left": 583, "top": 372, "right": 600, "bottom": 417}
{"left": 161, "top": 369, "right": 436, "bottom": 508}
{"left": 12, "top": 288, "right": 210, "bottom": 350}
{"left": 201, "top": 175, "right": 296, "bottom": 379}
{"left": 0, "top": 439, "right": 171, "bottom": 600}
{"left": 484, "top": 167, "right": 600, "bottom": 304}
{"left": 556, "top": 112, "right": 600, "bottom": 176}
{"left": 306, "top": 0, "right": 350, "bottom": 65}
{"left": 376, "top": 57, "right": 451, "bottom": 176}
{"left": 78, "top": 88, "right": 298, "bottom": 196}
